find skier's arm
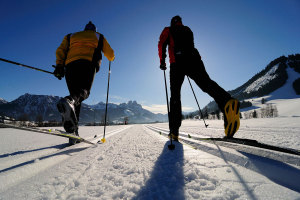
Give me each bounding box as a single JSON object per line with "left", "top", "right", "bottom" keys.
{"left": 56, "top": 35, "right": 69, "bottom": 65}
{"left": 102, "top": 37, "right": 115, "bottom": 61}
{"left": 158, "top": 27, "right": 169, "bottom": 65}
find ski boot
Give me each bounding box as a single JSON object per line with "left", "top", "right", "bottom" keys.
{"left": 224, "top": 99, "right": 240, "bottom": 138}
{"left": 69, "top": 128, "right": 81, "bottom": 145}
{"left": 168, "top": 132, "right": 179, "bottom": 142}
{"left": 57, "top": 97, "right": 78, "bottom": 133}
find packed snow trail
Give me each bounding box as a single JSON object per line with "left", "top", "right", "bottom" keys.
{"left": 0, "top": 124, "right": 300, "bottom": 199}
{"left": 0, "top": 125, "right": 131, "bottom": 191}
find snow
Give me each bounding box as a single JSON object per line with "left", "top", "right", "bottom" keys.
{"left": 245, "top": 64, "right": 279, "bottom": 94}
{"left": 0, "top": 98, "right": 7, "bottom": 104}
{"left": 1, "top": 65, "right": 300, "bottom": 199}
{"left": 241, "top": 64, "right": 300, "bottom": 117}
{"left": 1, "top": 115, "right": 300, "bottom": 199}
{"left": 269, "top": 65, "right": 300, "bottom": 100}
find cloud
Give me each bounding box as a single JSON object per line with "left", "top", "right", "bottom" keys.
{"left": 109, "top": 95, "right": 129, "bottom": 103}
{"left": 142, "top": 104, "right": 194, "bottom": 114}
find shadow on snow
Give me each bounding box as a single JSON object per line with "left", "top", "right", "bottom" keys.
{"left": 0, "top": 143, "right": 69, "bottom": 159}
{"left": 192, "top": 142, "right": 300, "bottom": 194}
{"left": 133, "top": 141, "right": 185, "bottom": 200}
{"left": 0, "top": 145, "right": 88, "bottom": 173}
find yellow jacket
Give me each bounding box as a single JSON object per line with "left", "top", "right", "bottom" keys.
{"left": 56, "top": 30, "right": 115, "bottom": 66}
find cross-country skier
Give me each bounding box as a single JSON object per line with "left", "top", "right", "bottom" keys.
{"left": 54, "top": 21, "right": 115, "bottom": 142}
{"left": 158, "top": 16, "right": 240, "bottom": 140}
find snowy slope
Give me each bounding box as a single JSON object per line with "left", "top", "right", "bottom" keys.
{"left": 1, "top": 117, "right": 300, "bottom": 199}
{"left": 269, "top": 64, "right": 300, "bottom": 100}
{"left": 204, "top": 55, "right": 300, "bottom": 114}
{"left": 244, "top": 64, "right": 279, "bottom": 94}
{"left": 241, "top": 64, "right": 300, "bottom": 117}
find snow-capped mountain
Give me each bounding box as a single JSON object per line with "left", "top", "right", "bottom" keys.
{"left": 0, "top": 98, "right": 7, "bottom": 105}
{"left": 80, "top": 100, "right": 166, "bottom": 124}
{"left": 203, "top": 54, "right": 300, "bottom": 113}
{"left": 0, "top": 94, "right": 167, "bottom": 124}
{"left": 0, "top": 93, "right": 62, "bottom": 121}
{"left": 228, "top": 55, "right": 300, "bottom": 99}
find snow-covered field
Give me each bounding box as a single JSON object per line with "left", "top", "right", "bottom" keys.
{"left": 1, "top": 116, "right": 300, "bottom": 199}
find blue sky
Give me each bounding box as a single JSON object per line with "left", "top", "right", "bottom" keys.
{"left": 0, "top": 0, "right": 299, "bottom": 114}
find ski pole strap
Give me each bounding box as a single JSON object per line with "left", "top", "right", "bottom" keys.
{"left": 0, "top": 58, "right": 54, "bottom": 75}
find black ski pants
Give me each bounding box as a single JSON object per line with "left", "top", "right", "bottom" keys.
{"left": 65, "top": 59, "right": 96, "bottom": 121}
{"left": 169, "top": 49, "right": 232, "bottom": 134}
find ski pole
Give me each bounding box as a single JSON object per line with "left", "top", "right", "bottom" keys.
{"left": 163, "top": 70, "right": 175, "bottom": 150}
{"left": 0, "top": 58, "right": 54, "bottom": 75}
{"left": 100, "top": 61, "right": 112, "bottom": 143}
{"left": 187, "top": 76, "right": 209, "bottom": 128}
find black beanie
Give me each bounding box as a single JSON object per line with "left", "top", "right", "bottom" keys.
{"left": 170, "top": 15, "right": 182, "bottom": 27}
{"left": 84, "top": 21, "right": 96, "bottom": 31}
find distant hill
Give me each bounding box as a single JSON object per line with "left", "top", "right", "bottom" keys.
{"left": 0, "top": 94, "right": 167, "bottom": 124}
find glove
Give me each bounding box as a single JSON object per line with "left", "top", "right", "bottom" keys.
{"left": 53, "top": 64, "right": 65, "bottom": 80}
{"left": 96, "top": 65, "right": 100, "bottom": 73}
{"left": 160, "top": 62, "right": 167, "bottom": 70}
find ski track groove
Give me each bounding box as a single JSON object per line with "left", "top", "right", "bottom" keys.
{"left": 0, "top": 126, "right": 131, "bottom": 195}
{"left": 145, "top": 125, "right": 300, "bottom": 165}
{"left": 37, "top": 125, "right": 161, "bottom": 199}
{"left": 152, "top": 123, "right": 300, "bottom": 150}
{"left": 145, "top": 125, "right": 300, "bottom": 197}
{"left": 41, "top": 125, "right": 134, "bottom": 199}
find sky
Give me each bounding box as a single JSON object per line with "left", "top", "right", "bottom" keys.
{"left": 0, "top": 0, "right": 300, "bottom": 114}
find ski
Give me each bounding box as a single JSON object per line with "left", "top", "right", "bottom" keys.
{"left": 145, "top": 125, "right": 300, "bottom": 156}
{"left": 0, "top": 123, "right": 95, "bottom": 145}
{"left": 192, "top": 137, "right": 300, "bottom": 156}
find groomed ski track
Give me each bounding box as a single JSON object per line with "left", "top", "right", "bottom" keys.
{"left": 0, "top": 124, "right": 300, "bottom": 199}
{"left": 0, "top": 125, "right": 132, "bottom": 192}
{"left": 145, "top": 125, "right": 300, "bottom": 166}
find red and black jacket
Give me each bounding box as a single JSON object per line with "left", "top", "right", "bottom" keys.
{"left": 158, "top": 23, "right": 195, "bottom": 64}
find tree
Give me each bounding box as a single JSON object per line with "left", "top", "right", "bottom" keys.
{"left": 35, "top": 114, "right": 44, "bottom": 126}
{"left": 262, "top": 107, "right": 267, "bottom": 118}
{"left": 124, "top": 116, "right": 129, "bottom": 125}
{"left": 293, "top": 78, "right": 300, "bottom": 95}
{"left": 100, "top": 114, "right": 106, "bottom": 125}
{"left": 204, "top": 108, "right": 209, "bottom": 119}
{"left": 18, "top": 113, "right": 29, "bottom": 121}
{"left": 273, "top": 105, "right": 279, "bottom": 117}
{"left": 253, "top": 110, "right": 257, "bottom": 118}
{"left": 216, "top": 109, "right": 220, "bottom": 120}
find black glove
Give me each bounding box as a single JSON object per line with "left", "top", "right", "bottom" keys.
{"left": 53, "top": 64, "right": 65, "bottom": 80}
{"left": 160, "top": 62, "right": 167, "bottom": 70}
{"left": 96, "top": 65, "right": 100, "bottom": 73}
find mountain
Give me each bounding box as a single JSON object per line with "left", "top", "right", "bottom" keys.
{"left": 0, "top": 98, "right": 7, "bottom": 105}
{"left": 0, "top": 94, "right": 167, "bottom": 124}
{"left": 0, "top": 93, "right": 62, "bottom": 122}
{"left": 80, "top": 100, "right": 166, "bottom": 124}
{"left": 201, "top": 54, "right": 300, "bottom": 114}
